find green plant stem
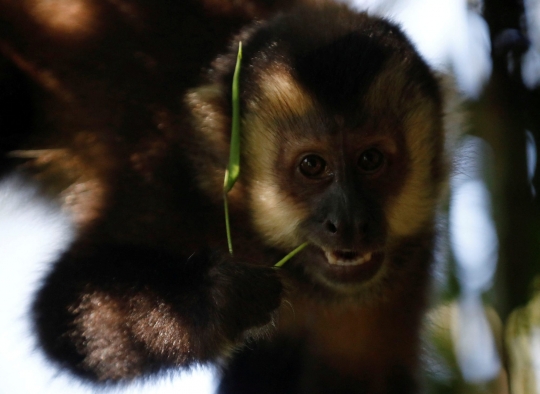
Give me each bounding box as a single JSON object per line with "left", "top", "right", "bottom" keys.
{"left": 274, "top": 242, "right": 309, "bottom": 267}
{"left": 224, "top": 191, "right": 233, "bottom": 255}
{"left": 223, "top": 42, "right": 242, "bottom": 255}
{"left": 223, "top": 42, "right": 242, "bottom": 193}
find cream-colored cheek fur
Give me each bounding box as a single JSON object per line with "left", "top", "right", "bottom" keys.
{"left": 243, "top": 67, "right": 313, "bottom": 249}
{"left": 387, "top": 107, "right": 441, "bottom": 237}
{"left": 243, "top": 113, "right": 309, "bottom": 249}
{"left": 365, "top": 59, "right": 444, "bottom": 238}
{"left": 250, "top": 178, "right": 307, "bottom": 249}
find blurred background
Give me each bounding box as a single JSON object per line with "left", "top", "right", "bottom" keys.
{"left": 1, "top": 0, "right": 539, "bottom": 393}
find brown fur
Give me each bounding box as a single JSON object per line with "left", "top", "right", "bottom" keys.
{"left": 0, "top": 1, "right": 455, "bottom": 392}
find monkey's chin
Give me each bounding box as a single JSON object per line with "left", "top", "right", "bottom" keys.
{"left": 310, "top": 247, "right": 385, "bottom": 286}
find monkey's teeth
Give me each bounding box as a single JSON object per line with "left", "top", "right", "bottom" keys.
{"left": 324, "top": 250, "right": 373, "bottom": 266}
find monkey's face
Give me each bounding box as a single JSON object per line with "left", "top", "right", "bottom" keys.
{"left": 188, "top": 11, "right": 447, "bottom": 296}
{"left": 242, "top": 50, "right": 445, "bottom": 296}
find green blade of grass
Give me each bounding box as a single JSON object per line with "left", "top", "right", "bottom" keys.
{"left": 224, "top": 42, "right": 242, "bottom": 254}
{"left": 223, "top": 42, "right": 242, "bottom": 193}
{"left": 274, "top": 242, "right": 309, "bottom": 268}
{"left": 222, "top": 42, "right": 306, "bottom": 264}
{"left": 224, "top": 193, "right": 233, "bottom": 254}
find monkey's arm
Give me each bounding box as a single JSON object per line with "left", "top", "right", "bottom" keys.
{"left": 32, "top": 243, "right": 282, "bottom": 382}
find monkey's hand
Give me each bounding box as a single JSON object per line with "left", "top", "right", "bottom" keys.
{"left": 208, "top": 253, "right": 283, "bottom": 339}
{"left": 32, "top": 244, "right": 283, "bottom": 382}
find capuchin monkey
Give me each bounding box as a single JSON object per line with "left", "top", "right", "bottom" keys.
{"left": 0, "top": 0, "right": 454, "bottom": 393}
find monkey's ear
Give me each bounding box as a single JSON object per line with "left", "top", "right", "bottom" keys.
{"left": 186, "top": 84, "right": 232, "bottom": 151}
{"left": 185, "top": 84, "right": 233, "bottom": 197}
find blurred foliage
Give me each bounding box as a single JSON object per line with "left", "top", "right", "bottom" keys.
{"left": 425, "top": 0, "right": 540, "bottom": 392}
{"left": 506, "top": 279, "right": 540, "bottom": 394}
{"left": 425, "top": 301, "right": 507, "bottom": 394}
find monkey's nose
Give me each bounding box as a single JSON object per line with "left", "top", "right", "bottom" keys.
{"left": 322, "top": 218, "right": 370, "bottom": 245}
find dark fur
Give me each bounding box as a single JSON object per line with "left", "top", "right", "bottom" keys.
{"left": 0, "top": 1, "right": 448, "bottom": 392}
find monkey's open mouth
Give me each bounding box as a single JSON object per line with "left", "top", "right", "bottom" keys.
{"left": 324, "top": 250, "right": 373, "bottom": 266}
{"left": 317, "top": 248, "right": 385, "bottom": 284}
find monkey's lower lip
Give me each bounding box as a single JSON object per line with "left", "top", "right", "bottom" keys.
{"left": 320, "top": 249, "right": 384, "bottom": 283}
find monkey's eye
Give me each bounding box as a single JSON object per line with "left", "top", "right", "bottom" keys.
{"left": 299, "top": 154, "right": 327, "bottom": 178}
{"left": 357, "top": 149, "right": 384, "bottom": 173}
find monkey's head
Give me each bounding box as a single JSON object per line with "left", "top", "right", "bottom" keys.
{"left": 188, "top": 5, "right": 447, "bottom": 299}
